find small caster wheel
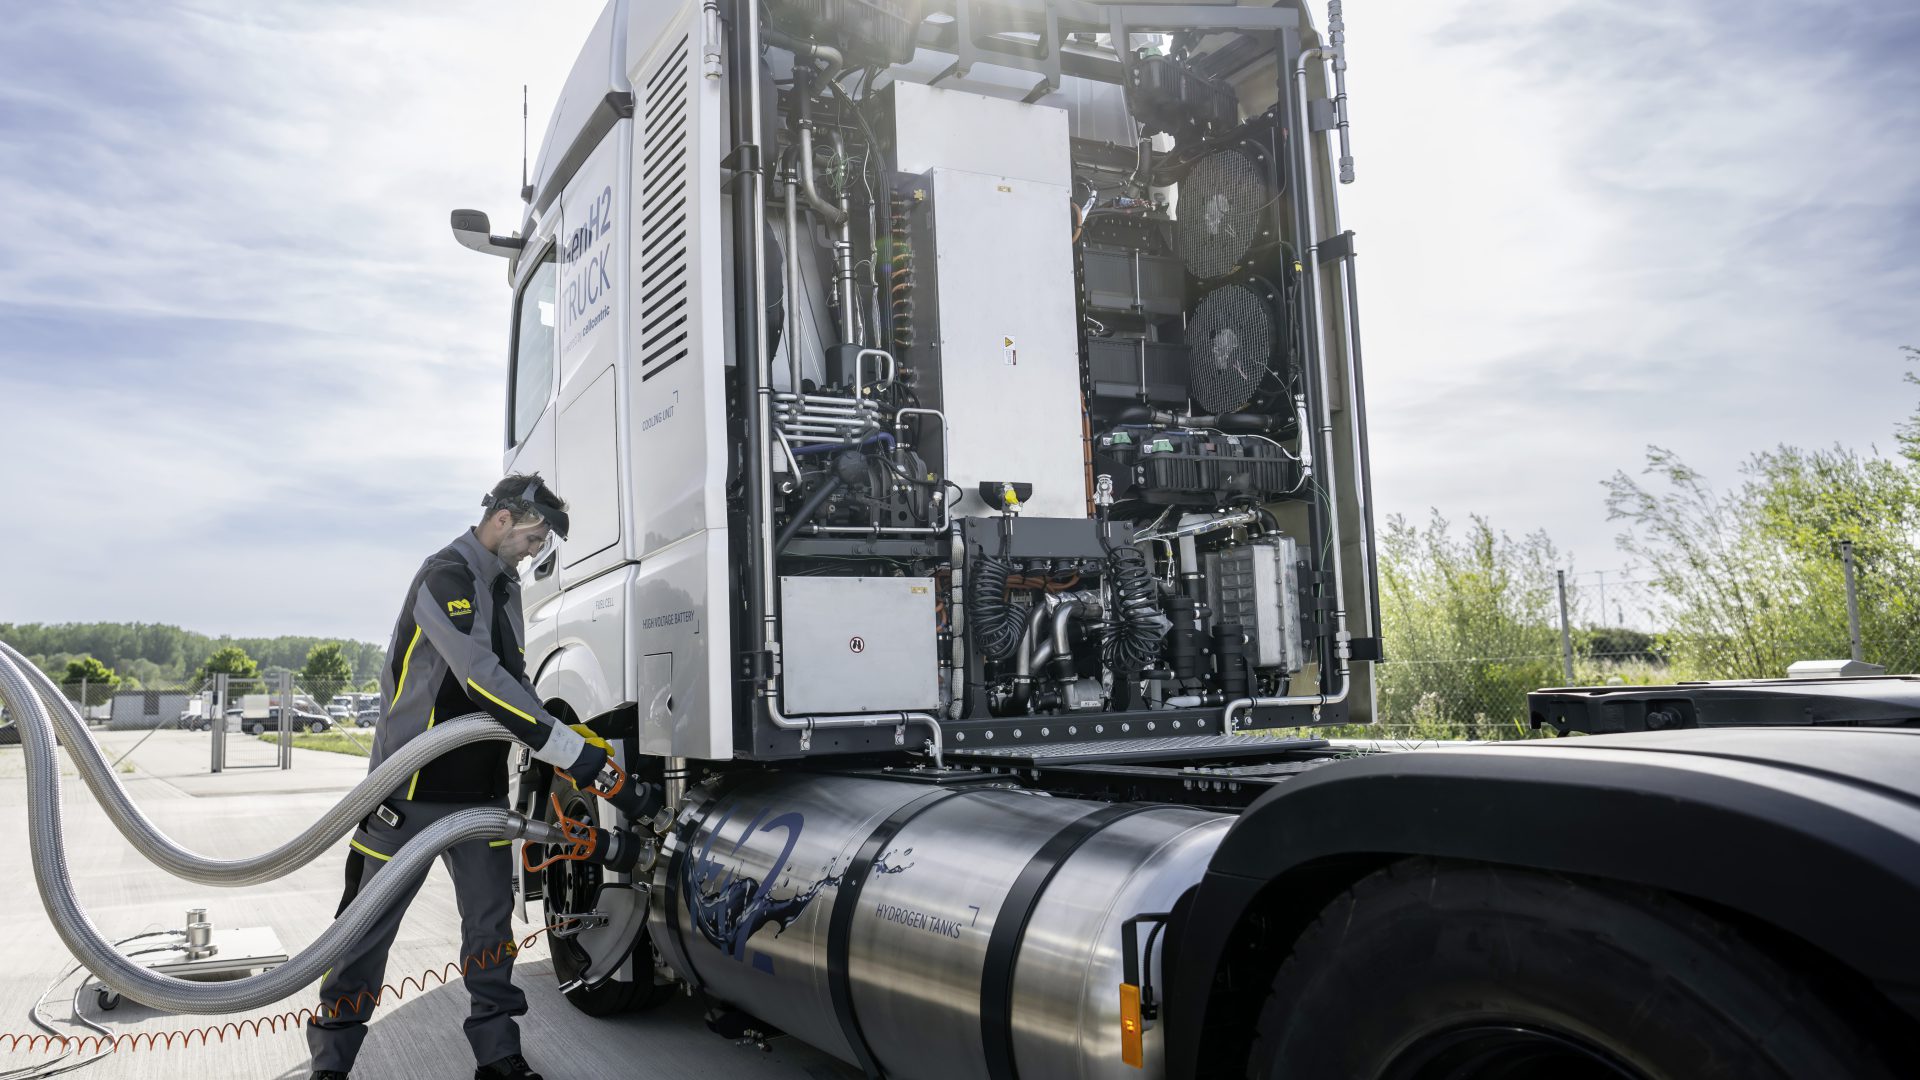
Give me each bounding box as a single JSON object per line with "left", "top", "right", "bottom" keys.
{"left": 96, "top": 989, "right": 120, "bottom": 1011}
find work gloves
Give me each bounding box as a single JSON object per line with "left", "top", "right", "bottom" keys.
{"left": 561, "top": 724, "right": 659, "bottom": 822}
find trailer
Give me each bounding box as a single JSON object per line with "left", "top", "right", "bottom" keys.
{"left": 445, "top": 1, "right": 1920, "bottom": 1076}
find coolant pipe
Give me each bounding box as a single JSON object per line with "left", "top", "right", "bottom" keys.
{"left": 1224, "top": 45, "right": 1355, "bottom": 729}
{"left": 1012, "top": 602, "right": 1052, "bottom": 709}
{"left": 740, "top": 3, "right": 938, "bottom": 768}
{"left": 1132, "top": 509, "right": 1261, "bottom": 545}
{"left": 1110, "top": 406, "right": 1284, "bottom": 433}
{"left": 798, "top": 124, "right": 849, "bottom": 226}
{"left": 776, "top": 473, "right": 845, "bottom": 551}
{"left": 0, "top": 640, "right": 532, "bottom": 888}
{"left": 785, "top": 171, "right": 803, "bottom": 394}
{"left": 0, "top": 650, "right": 574, "bottom": 1013}
{"left": 1049, "top": 601, "right": 1084, "bottom": 683}
{"left": 790, "top": 432, "right": 894, "bottom": 456}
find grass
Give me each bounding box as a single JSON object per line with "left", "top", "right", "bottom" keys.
{"left": 256, "top": 731, "right": 370, "bottom": 757}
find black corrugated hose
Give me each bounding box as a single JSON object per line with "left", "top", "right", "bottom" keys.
{"left": 969, "top": 555, "right": 1027, "bottom": 661}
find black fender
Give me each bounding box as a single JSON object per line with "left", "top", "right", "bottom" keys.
{"left": 1165, "top": 728, "right": 1920, "bottom": 1080}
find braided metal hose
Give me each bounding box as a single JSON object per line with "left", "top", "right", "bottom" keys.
{"left": 0, "top": 639, "right": 522, "bottom": 886}
{"left": 0, "top": 648, "right": 571, "bottom": 1012}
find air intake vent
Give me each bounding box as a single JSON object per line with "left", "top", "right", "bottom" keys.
{"left": 637, "top": 36, "right": 692, "bottom": 383}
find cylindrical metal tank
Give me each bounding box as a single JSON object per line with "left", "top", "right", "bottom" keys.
{"left": 649, "top": 772, "right": 1230, "bottom": 1080}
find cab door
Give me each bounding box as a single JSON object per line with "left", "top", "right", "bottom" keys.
{"left": 505, "top": 237, "right": 563, "bottom": 667}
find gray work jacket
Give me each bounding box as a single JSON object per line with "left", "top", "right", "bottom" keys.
{"left": 368, "top": 529, "right": 590, "bottom": 802}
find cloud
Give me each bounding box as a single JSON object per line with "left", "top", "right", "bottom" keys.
{"left": 2, "top": 0, "right": 1916, "bottom": 642}
{"left": 1341, "top": 0, "right": 1920, "bottom": 587}
{"left": 0, "top": 0, "right": 605, "bottom": 640}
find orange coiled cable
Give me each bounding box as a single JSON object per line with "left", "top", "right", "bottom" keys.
{"left": 0, "top": 919, "right": 579, "bottom": 1058}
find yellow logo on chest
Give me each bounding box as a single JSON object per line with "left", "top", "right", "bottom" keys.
{"left": 446, "top": 598, "right": 473, "bottom": 615}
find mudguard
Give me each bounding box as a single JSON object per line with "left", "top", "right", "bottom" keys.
{"left": 1165, "top": 728, "right": 1920, "bottom": 1080}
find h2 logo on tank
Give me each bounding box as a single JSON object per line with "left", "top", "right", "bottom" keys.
{"left": 682, "top": 805, "right": 917, "bottom": 974}
{"left": 560, "top": 184, "right": 615, "bottom": 353}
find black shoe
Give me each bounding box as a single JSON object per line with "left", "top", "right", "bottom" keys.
{"left": 311, "top": 1073, "right": 350, "bottom": 1080}
{"left": 476, "top": 1054, "right": 543, "bottom": 1080}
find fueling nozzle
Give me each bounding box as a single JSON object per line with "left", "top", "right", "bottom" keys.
{"left": 522, "top": 795, "right": 658, "bottom": 875}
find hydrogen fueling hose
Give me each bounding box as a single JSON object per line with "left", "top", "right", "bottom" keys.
{"left": 0, "top": 639, "right": 525, "bottom": 887}
{"left": 0, "top": 649, "right": 579, "bottom": 1013}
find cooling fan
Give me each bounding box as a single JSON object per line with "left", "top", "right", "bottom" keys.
{"left": 1175, "top": 143, "right": 1273, "bottom": 280}
{"left": 1186, "top": 281, "right": 1284, "bottom": 414}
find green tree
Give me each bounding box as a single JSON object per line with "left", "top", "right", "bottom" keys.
{"left": 62, "top": 655, "right": 120, "bottom": 710}
{"left": 196, "top": 645, "right": 260, "bottom": 685}
{"left": 1369, "top": 512, "right": 1567, "bottom": 739}
{"left": 300, "top": 642, "right": 355, "bottom": 705}
{"left": 1606, "top": 440, "right": 1920, "bottom": 678}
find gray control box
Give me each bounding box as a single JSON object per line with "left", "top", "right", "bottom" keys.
{"left": 780, "top": 576, "right": 940, "bottom": 714}
{"left": 1207, "top": 537, "right": 1304, "bottom": 672}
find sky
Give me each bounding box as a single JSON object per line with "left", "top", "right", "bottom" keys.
{"left": 1, "top": 0, "right": 1916, "bottom": 643}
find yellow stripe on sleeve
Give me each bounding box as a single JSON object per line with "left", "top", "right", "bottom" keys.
{"left": 349, "top": 839, "right": 392, "bottom": 863}
{"left": 466, "top": 679, "right": 539, "bottom": 725}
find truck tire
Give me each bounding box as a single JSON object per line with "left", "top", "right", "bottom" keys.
{"left": 544, "top": 791, "right": 675, "bottom": 1017}
{"left": 1246, "top": 856, "right": 1900, "bottom": 1080}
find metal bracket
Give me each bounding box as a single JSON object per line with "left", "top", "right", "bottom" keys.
{"left": 551, "top": 912, "right": 611, "bottom": 939}
{"left": 1120, "top": 912, "right": 1173, "bottom": 1024}
{"left": 1308, "top": 98, "right": 1338, "bottom": 132}
{"left": 931, "top": 0, "right": 1064, "bottom": 104}
{"left": 1317, "top": 229, "right": 1356, "bottom": 264}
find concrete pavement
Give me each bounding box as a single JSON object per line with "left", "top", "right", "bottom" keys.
{"left": 0, "top": 730, "right": 856, "bottom": 1080}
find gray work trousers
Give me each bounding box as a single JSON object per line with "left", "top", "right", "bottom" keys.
{"left": 306, "top": 796, "right": 526, "bottom": 1074}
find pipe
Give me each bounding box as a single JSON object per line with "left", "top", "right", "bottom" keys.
{"left": 1049, "top": 601, "right": 1083, "bottom": 682}
{"left": 1224, "top": 45, "right": 1354, "bottom": 730}
{"left": 1110, "top": 406, "right": 1284, "bottom": 433}
{"left": 796, "top": 126, "right": 848, "bottom": 227}
{"left": 0, "top": 641, "right": 533, "bottom": 887}
{"left": 784, "top": 169, "right": 803, "bottom": 394}
{"left": 1133, "top": 509, "right": 1260, "bottom": 546}
{"left": 1012, "top": 602, "right": 1052, "bottom": 708}
{"left": 0, "top": 651, "right": 576, "bottom": 1013}
{"left": 1327, "top": 0, "right": 1356, "bottom": 184}
{"left": 790, "top": 432, "right": 894, "bottom": 457}
{"left": 740, "top": 3, "right": 939, "bottom": 769}
{"left": 776, "top": 473, "right": 845, "bottom": 551}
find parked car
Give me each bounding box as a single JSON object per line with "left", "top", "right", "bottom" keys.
{"left": 176, "top": 709, "right": 213, "bottom": 732}
{"left": 231, "top": 706, "right": 331, "bottom": 736}
{"left": 355, "top": 705, "right": 381, "bottom": 727}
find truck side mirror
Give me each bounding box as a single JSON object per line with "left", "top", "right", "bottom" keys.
{"left": 450, "top": 209, "right": 526, "bottom": 258}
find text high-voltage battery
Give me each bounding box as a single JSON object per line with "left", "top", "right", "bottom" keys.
{"left": 1094, "top": 429, "right": 1303, "bottom": 508}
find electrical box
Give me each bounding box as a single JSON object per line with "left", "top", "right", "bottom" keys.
{"left": 1207, "top": 537, "right": 1303, "bottom": 672}
{"left": 780, "top": 576, "right": 940, "bottom": 714}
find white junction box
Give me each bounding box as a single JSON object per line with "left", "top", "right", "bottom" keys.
{"left": 780, "top": 576, "right": 940, "bottom": 714}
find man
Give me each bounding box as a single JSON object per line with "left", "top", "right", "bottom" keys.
{"left": 308, "top": 474, "right": 644, "bottom": 1080}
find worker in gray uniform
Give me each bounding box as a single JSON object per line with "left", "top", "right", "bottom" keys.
{"left": 308, "top": 474, "right": 648, "bottom": 1080}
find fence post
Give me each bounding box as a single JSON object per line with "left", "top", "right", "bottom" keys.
{"left": 1840, "top": 539, "right": 1864, "bottom": 663}
{"left": 279, "top": 671, "right": 294, "bottom": 770}
{"left": 1556, "top": 569, "right": 1575, "bottom": 684}
{"left": 80, "top": 677, "right": 88, "bottom": 725}
{"left": 211, "top": 673, "right": 225, "bottom": 773}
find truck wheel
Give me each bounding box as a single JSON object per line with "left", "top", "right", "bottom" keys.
{"left": 1247, "top": 857, "right": 1900, "bottom": 1080}
{"left": 545, "top": 793, "right": 675, "bottom": 1017}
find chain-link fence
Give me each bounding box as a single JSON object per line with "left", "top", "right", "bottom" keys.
{"left": 5, "top": 673, "right": 378, "bottom": 767}
{"left": 1336, "top": 638, "right": 1920, "bottom": 737}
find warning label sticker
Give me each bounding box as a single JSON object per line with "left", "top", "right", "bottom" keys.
{"left": 1002, "top": 335, "right": 1017, "bottom": 366}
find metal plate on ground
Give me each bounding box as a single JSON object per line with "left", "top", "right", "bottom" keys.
{"left": 945, "top": 732, "right": 1325, "bottom": 767}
